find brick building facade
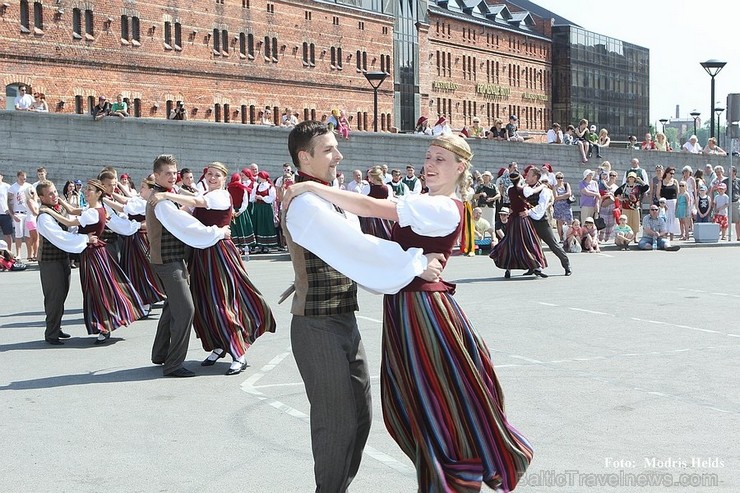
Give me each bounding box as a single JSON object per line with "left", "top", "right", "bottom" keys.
{"left": 1, "top": 0, "right": 395, "bottom": 129}
{"left": 1, "top": 0, "right": 553, "bottom": 134}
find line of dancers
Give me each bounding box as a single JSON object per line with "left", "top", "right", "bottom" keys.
{"left": 35, "top": 158, "right": 275, "bottom": 376}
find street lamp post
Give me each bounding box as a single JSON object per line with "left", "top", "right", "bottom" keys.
{"left": 659, "top": 118, "right": 668, "bottom": 134}
{"left": 700, "top": 59, "right": 727, "bottom": 139}
{"left": 690, "top": 110, "right": 701, "bottom": 136}
{"left": 714, "top": 105, "right": 724, "bottom": 146}
{"left": 364, "top": 71, "right": 388, "bottom": 132}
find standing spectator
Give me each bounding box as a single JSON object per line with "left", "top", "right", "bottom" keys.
{"left": 546, "top": 122, "right": 563, "bottom": 144}
{"left": 401, "top": 165, "right": 422, "bottom": 194}
{"left": 494, "top": 207, "right": 510, "bottom": 241}
{"left": 505, "top": 115, "right": 524, "bottom": 142}
{"left": 8, "top": 171, "right": 34, "bottom": 259}
{"left": 472, "top": 171, "right": 499, "bottom": 225}
{"left": 33, "top": 93, "right": 49, "bottom": 112}
{"left": 703, "top": 137, "right": 727, "bottom": 156}
{"left": 654, "top": 132, "right": 671, "bottom": 151}
{"left": 616, "top": 172, "right": 649, "bottom": 242}
{"left": 727, "top": 166, "right": 740, "bottom": 240}
{"left": 0, "top": 173, "right": 13, "bottom": 250}
{"left": 359, "top": 166, "right": 394, "bottom": 240}
{"left": 169, "top": 101, "right": 187, "bottom": 120}
{"left": 622, "top": 158, "right": 649, "bottom": 185}
{"left": 346, "top": 169, "right": 370, "bottom": 195}
{"left": 695, "top": 185, "right": 712, "bottom": 223}
{"left": 487, "top": 118, "right": 507, "bottom": 141}
{"left": 431, "top": 116, "right": 452, "bottom": 136}
{"left": 613, "top": 215, "right": 634, "bottom": 250}
{"left": 579, "top": 169, "right": 600, "bottom": 221}
{"left": 676, "top": 181, "right": 691, "bottom": 240}
{"left": 541, "top": 163, "right": 556, "bottom": 186}
{"left": 641, "top": 132, "right": 656, "bottom": 151}
{"left": 552, "top": 172, "right": 573, "bottom": 241}
{"left": 388, "top": 170, "right": 409, "bottom": 198}
{"left": 657, "top": 167, "right": 680, "bottom": 241}
{"left": 228, "top": 173, "right": 256, "bottom": 255}
{"left": 110, "top": 94, "right": 129, "bottom": 118}
{"left": 14, "top": 85, "right": 35, "bottom": 110}
{"left": 92, "top": 96, "right": 111, "bottom": 121}
{"left": 598, "top": 171, "right": 619, "bottom": 242}
{"left": 574, "top": 119, "right": 590, "bottom": 163}
{"left": 713, "top": 183, "right": 730, "bottom": 240}
{"left": 638, "top": 205, "right": 680, "bottom": 251}
{"left": 597, "top": 128, "right": 610, "bottom": 154}
{"left": 704, "top": 164, "right": 717, "bottom": 190}
{"left": 414, "top": 116, "right": 432, "bottom": 135}
{"left": 649, "top": 165, "right": 664, "bottom": 206}
{"left": 682, "top": 135, "right": 702, "bottom": 153}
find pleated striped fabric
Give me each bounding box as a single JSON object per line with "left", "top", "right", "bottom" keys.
{"left": 489, "top": 215, "right": 547, "bottom": 271}
{"left": 189, "top": 239, "right": 276, "bottom": 358}
{"left": 119, "top": 232, "right": 165, "bottom": 305}
{"left": 251, "top": 201, "right": 278, "bottom": 247}
{"left": 359, "top": 216, "right": 394, "bottom": 240}
{"left": 79, "top": 244, "right": 146, "bottom": 335}
{"left": 382, "top": 291, "right": 533, "bottom": 492}
{"left": 231, "top": 207, "right": 256, "bottom": 248}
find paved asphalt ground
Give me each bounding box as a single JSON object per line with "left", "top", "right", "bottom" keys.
{"left": 1, "top": 242, "right": 739, "bottom": 493}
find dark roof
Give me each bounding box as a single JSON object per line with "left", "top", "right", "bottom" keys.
{"left": 505, "top": 0, "right": 581, "bottom": 27}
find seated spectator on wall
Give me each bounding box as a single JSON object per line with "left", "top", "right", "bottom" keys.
{"left": 432, "top": 116, "right": 452, "bottom": 136}
{"left": 14, "top": 85, "right": 35, "bottom": 111}
{"left": 546, "top": 123, "right": 563, "bottom": 144}
{"left": 563, "top": 124, "right": 577, "bottom": 145}
{"left": 505, "top": 115, "right": 524, "bottom": 142}
{"left": 682, "top": 135, "right": 702, "bottom": 153}
{"left": 587, "top": 124, "right": 601, "bottom": 158}
{"left": 613, "top": 215, "right": 634, "bottom": 250}
{"left": 110, "top": 94, "right": 129, "bottom": 118}
{"left": 260, "top": 106, "right": 273, "bottom": 125}
{"left": 626, "top": 135, "right": 638, "bottom": 149}
{"left": 414, "top": 116, "right": 432, "bottom": 135}
{"left": 574, "top": 119, "right": 590, "bottom": 163}
{"left": 469, "top": 117, "right": 486, "bottom": 138}
{"left": 641, "top": 132, "right": 656, "bottom": 151}
{"left": 32, "top": 93, "right": 49, "bottom": 112}
{"left": 92, "top": 96, "right": 111, "bottom": 121}
{"left": 654, "top": 132, "right": 671, "bottom": 151}
{"left": 597, "top": 128, "right": 610, "bottom": 153}
{"left": 487, "top": 119, "right": 507, "bottom": 141}
{"left": 638, "top": 204, "right": 680, "bottom": 250}
{"left": 281, "top": 107, "right": 298, "bottom": 127}
{"left": 169, "top": 101, "right": 187, "bottom": 120}
{"left": 703, "top": 137, "right": 727, "bottom": 156}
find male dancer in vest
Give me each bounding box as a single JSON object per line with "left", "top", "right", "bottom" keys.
{"left": 283, "top": 121, "right": 443, "bottom": 492}
{"left": 523, "top": 167, "right": 572, "bottom": 276}
{"left": 401, "top": 165, "right": 421, "bottom": 194}
{"left": 147, "top": 155, "right": 230, "bottom": 377}
{"left": 36, "top": 181, "right": 95, "bottom": 345}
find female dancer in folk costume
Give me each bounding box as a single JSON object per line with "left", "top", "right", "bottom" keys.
{"left": 359, "top": 165, "right": 395, "bottom": 240}
{"left": 151, "top": 162, "right": 276, "bottom": 375}
{"left": 250, "top": 171, "right": 279, "bottom": 253}
{"left": 227, "top": 173, "right": 256, "bottom": 255}
{"left": 284, "top": 135, "right": 532, "bottom": 492}
{"left": 40, "top": 180, "right": 145, "bottom": 344}
{"left": 489, "top": 172, "right": 548, "bottom": 279}
{"left": 102, "top": 178, "right": 166, "bottom": 313}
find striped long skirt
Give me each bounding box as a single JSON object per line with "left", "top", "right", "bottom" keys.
{"left": 188, "top": 239, "right": 276, "bottom": 358}
{"left": 119, "top": 232, "right": 165, "bottom": 305}
{"left": 382, "top": 291, "right": 533, "bottom": 492}
{"left": 489, "top": 215, "right": 547, "bottom": 271}
{"left": 79, "top": 244, "right": 146, "bottom": 335}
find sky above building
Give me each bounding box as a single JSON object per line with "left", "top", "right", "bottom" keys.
{"left": 532, "top": 0, "right": 738, "bottom": 128}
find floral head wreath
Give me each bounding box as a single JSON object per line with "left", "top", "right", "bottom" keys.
{"left": 430, "top": 135, "right": 474, "bottom": 162}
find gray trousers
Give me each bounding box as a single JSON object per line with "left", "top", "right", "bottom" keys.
{"left": 532, "top": 217, "right": 571, "bottom": 270}
{"left": 39, "top": 259, "right": 71, "bottom": 340}
{"left": 151, "top": 261, "right": 194, "bottom": 374}
{"left": 291, "top": 312, "right": 372, "bottom": 493}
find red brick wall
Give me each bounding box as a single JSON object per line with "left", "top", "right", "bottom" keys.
{"left": 421, "top": 13, "right": 552, "bottom": 135}
{"left": 0, "top": 0, "right": 394, "bottom": 127}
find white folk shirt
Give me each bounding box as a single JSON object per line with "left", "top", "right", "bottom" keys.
{"left": 36, "top": 213, "right": 88, "bottom": 254}
{"left": 153, "top": 199, "right": 226, "bottom": 249}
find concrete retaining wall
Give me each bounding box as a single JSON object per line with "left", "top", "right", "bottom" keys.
{"left": 1, "top": 111, "right": 732, "bottom": 192}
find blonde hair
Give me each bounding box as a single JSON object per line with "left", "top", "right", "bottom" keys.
{"left": 429, "top": 134, "right": 472, "bottom": 194}
{"left": 367, "top": 165, "right": 384, "bottom": 185}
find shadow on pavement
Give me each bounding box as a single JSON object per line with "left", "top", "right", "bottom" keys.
{"left": 0, "top": 365, "right": 164, "bottom": 391}
{"left": 0, "top": 336, "right": 126, "bottom": 352}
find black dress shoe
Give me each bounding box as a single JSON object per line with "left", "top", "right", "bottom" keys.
{"left": 201, "top": 349, "right": 226, "bottom": 367}
{"left": 152, "top": 360, "right": 165, "bottom": 365}
{"left": 522, "top": 269, "right": 535, "bottom": 276}
{"left": 225, "top": 360, "right": 249, "bottom": 376}
{"left": 165, "top": 367, "right": 196, "bottom": 378}
{"left": 58, "top": 331, "right": 71, "bottom": 339}
{"left": 504, "top": 270, "right": 511, "bottom": 279}
{"left": 534, "top": 270, "right": 549, "bottom": 278}
{"left": 45, "top": 338, "right": 64, "bottom": 345}
{"left": 564, "top": 268, "right": 572, "bottom": 276}
{"left": 93, "top": 331, "right": 111, "bottom": 345}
